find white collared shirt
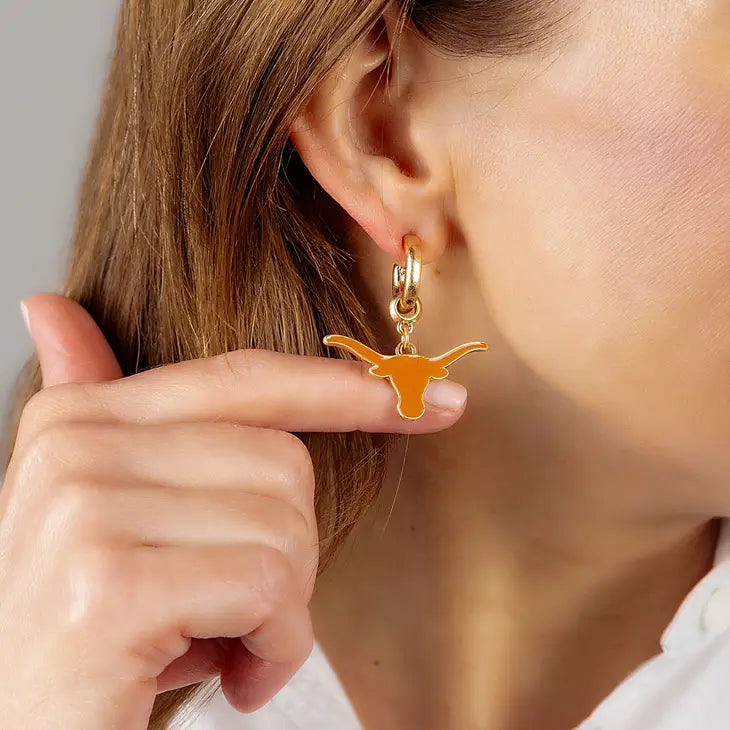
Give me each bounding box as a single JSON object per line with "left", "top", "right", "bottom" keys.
{"left": 178, "top": 518, "right": 730, "bottom": 730}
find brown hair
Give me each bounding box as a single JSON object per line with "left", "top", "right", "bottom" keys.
{"left": 3, "top": 0, "right": 567, "bottom": 727}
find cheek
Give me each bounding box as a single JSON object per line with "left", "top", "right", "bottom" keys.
{"left": 451, "top": 27, "right": 730, "bottom": 483}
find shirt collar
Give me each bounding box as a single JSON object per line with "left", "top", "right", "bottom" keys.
{"left": 661, "top": 517, "right": 730, "bottom": 655}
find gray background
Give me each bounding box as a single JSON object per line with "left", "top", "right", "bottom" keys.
{"left": 0, "top": 1, "right": 118, "bottom": 421}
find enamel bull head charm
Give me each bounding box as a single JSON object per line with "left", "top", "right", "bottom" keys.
{"left": 323, "top": 335, "right": 489, "bottom": 420}
{"left": 323, "top": 234, "right": 489, "bottom": 421}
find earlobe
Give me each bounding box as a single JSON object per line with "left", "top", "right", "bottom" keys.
{"left": 288, "top": 13, "right": 452, "bottom": 265}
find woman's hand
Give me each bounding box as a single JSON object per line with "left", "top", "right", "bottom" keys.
{"left": 0, "top": 294, "right": 466, "bottom": 730}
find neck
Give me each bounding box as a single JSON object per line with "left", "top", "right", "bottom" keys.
{"left": 310, "top": 340, "right": 719, "bottom": 730}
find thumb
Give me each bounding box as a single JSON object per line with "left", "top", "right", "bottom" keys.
{"left": 21, "top": 293, "right": 124, "bottom": 387}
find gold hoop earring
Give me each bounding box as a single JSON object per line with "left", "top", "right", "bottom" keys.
{"left": 323, "top": 234, "right": 489, "bottom": 421}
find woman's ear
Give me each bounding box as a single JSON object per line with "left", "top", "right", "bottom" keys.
{"left": 288, "top": 8, "right": 453, "bottom": 264}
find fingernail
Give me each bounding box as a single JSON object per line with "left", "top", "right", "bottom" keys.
{"left": 20, "top": 300, "right": 32, "bottom": 337}
{"left": 423, "top": 379, "right": 467, "bottom": 411}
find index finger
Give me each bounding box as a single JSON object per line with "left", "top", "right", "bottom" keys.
{"left": 36, "top": 348, "right": 469, "bottom": 434}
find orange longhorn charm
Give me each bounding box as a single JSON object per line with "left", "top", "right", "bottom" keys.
{"left": 323, "top": 335, "right": 489, "bottom": 420}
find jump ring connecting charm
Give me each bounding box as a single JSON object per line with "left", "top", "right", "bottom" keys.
{"left": 395, "top": 321, "right": 417, "bottom": 356}
{"left": 323, "top": 233, "right": 489, "bottom": 421}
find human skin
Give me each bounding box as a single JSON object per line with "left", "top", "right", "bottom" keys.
{"left": 290, "top": 1, "right": 730, "bottom": 728}
{"left": 0, "top": 294, "right": 466, "bottom": 729}
{"left": 0, "top": 1, "right": 727, "bottom": 728}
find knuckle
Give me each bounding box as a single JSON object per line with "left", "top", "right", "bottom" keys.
{"left": 20, "top": 383, "right": 84, "bottom": 429}
{"left": 64, "top": 547, "right": 129, "bottom": 625}
{"left": 17, "top": 389, "right": 59, "bottom": 436}
{"left": 16, "top": 383, "right": 95, "bottom": 449}
{"left": 9, "top": 422, "right": 102, "bottom": 519}
{"left": 8, "top": 428, "right": 78, "bottom": 511}
{"left": 41, "top": 480, "right": 102, "bottom": 541}
{"left": 254, "top": 545, "right": 296, "bottom": 611}
{"left": 26, "top": 422, "right": 79, "bottom": 464}
{"left": 278, "top": 503, "right": 312, "bottom": 554}
{"left": 264, "top": 501, "right": 318, "bottom": 600}
{"left": 276, "top": 432, "right": 315, "bottom": 499}
{"left": 16, "top": 422, "right": 98, "bottom": 502}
